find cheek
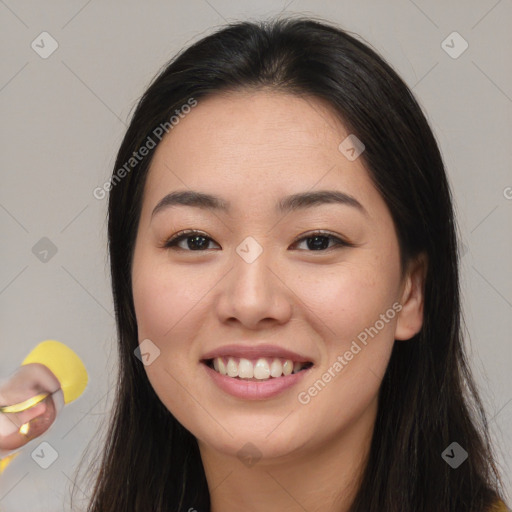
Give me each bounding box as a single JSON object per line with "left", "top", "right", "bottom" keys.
{"left": 132, "top": 259, "right": 208, "bottom": 339}
{"left": 132, "top": 274, "right": 177, "bottom": 339}
{"left": 131, "top": 258, "right": 215, "bottom": 426}
{"left": 132, "top": 268, "right": 202, "bottom": 431}
{"left": 295, "top": 261, "right": 401, "bottom": 342}
{"left": 292, "top": 258, "right": 400, "bottom": 413}
{"left": 295, "top": 286, "right": 397, "bottom": 441}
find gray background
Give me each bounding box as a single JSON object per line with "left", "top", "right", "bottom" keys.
{"left": 0, "top": 1, "right": 510, "bottom": 510}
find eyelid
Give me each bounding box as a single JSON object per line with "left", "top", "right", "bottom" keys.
{"left": 162, "top": 229, "right": 218, "bottom": 249}
{"left": 290, "top": 229, "right": 354, "bottom": 248}
{"left": 162, "top": 229, "right": 355, "bottom": 251}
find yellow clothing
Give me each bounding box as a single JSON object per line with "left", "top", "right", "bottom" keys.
{"left": 490, "top": 499, "right": 510, "bottom": 511}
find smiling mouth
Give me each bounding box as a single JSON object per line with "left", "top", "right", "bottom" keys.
{"left": 202, "top": 357, "right": 314, "bottom": 381}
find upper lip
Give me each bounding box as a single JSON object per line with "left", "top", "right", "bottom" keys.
{"left": 201, "top": 344, "right": 313, "bottom": 363}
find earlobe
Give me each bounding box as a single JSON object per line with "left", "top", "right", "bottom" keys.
{"left": 394, "top": 253, "right": 428, "bottom": 341}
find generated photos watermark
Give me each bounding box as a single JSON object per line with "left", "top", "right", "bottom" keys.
{"left": 297, "top": 301, "right": 403, "bottom": 405}
{"left": 93, "top": 97, "right": 198, "bottom": 200}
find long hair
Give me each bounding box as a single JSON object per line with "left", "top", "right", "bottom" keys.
{"left": 81, "top": 16, "right": 504, "bottom": 511}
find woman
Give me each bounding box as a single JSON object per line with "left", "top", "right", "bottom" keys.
{"left": 82, "top": 16, "right": 507, "bottom": 512}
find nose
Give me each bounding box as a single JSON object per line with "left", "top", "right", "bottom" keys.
{"left": 215, "top": 244, "right": 293, "bottom": 330}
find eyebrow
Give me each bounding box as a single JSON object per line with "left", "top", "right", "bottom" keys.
{"left": 151, "top": 189, "right": 367, "bottom": 219}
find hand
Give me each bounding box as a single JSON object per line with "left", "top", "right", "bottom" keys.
{"left": 0, "top": 363, "right": 60, "bottom": 451}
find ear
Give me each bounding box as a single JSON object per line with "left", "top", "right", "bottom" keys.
{"left": 394, "top": 253, "right": 428, "bottom": 341}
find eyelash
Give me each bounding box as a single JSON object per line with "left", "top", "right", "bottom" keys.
{"left": 162, "top": 229, "right": 353, "bottom": 252}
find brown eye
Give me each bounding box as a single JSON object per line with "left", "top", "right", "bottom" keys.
{"left": 163, "top": 230, "right": 220, "bottom": 251}
{"left": 163, "top": 230, "right": 353, "bottom": 252}
{"left": 291, "top": 231, "right": 353, "bottom": 251}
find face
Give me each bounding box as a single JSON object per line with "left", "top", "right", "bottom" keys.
{"left": 131, "top": 90, "right": 425, "bottom": 462}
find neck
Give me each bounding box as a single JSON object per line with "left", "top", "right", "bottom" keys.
{"left": 198, "top": 397, "right": 377, "bottom": 512}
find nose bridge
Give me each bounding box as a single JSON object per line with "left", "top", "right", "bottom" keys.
{"left": 217, "top": 235, "right": 291, "bottom": 327}
{"left": 231, "top": 235, "right": 274, "bottom": 300}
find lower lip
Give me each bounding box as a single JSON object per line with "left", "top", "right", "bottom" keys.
{"left": 201, "top": 362, "right": 311, "bottom": 400}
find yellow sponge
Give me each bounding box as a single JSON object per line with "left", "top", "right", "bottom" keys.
{"left": 21, "top": 340, "right": 88, "bottom": 404}
{"left": 0, "top": 452, "right": 19, "bottom": 473}
{"left": 0, "top": 341, "right": 88, "bottom": 475}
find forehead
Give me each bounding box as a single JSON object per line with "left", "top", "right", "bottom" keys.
{"left": 142, "top": 90, "right": 374, "bottom": 213}
{"left": 158, "top": 90, "right": 342, "bottom": 154}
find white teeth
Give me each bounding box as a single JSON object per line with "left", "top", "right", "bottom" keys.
{"left": 270, "top": 358, "right": 283, "bottom": 378}
{"left": 218, "top": 357, "right": 227, "bottom": 376}
{"left": 226, "top": 358, "right": 238, "bottom": 377}
{"left": 238, "top": 358, "right": 254, "bottom": 378}
{"left": 282, "top": 360, "right": 293, "bottom": 376}
{"left": 210, "top": 357, "right": 309, "bottom": 380}
{"left": 253, "top": 358, "right": 270, "bottom": 380}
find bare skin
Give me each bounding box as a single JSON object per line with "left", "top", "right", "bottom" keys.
{"left": 131, "top": 90, "right": 426, "bottom": 512}
{"left": 0, "top": 363, "right": 60, "bottom": 451}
